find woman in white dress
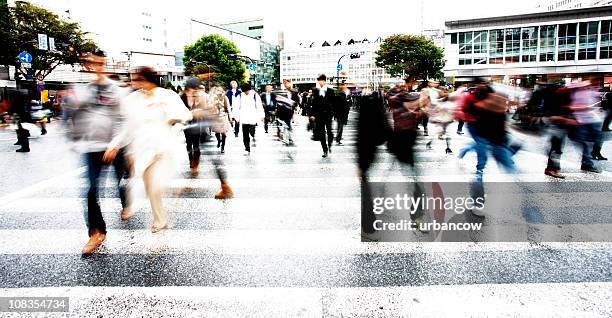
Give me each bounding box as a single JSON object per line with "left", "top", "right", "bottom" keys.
{"left": 105, "top": 66, "right": 193, "bottom": 233}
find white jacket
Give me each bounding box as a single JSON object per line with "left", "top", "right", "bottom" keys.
{"left": 235, "top": 90, "right": 264, "bottom": 125}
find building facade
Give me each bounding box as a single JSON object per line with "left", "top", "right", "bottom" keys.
{"left": 280, "top": 38, "right": 395, "bottom": 89}
{"left": 444, "top": 5, "right": 612, "bottom": 85}
{"left": 537, "top": 0, "right": 612, "bottom": 11}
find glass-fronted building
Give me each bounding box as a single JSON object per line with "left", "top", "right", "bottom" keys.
{"left": 444, "top": 5, "right": 612, "bottom": 86}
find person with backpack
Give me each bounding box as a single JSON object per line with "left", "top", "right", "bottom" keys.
{"left": 235, "top": 83, "right": 264, "bottom": 155}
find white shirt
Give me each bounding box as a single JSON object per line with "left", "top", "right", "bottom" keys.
{"left": 319, "top": 85, "right": 328, "bottom": 97}
{"left": 111, "top": 87, "right": 192, "bottom": 176}
{"left": 236, "top": 90, "right": 264, "bottom": 125}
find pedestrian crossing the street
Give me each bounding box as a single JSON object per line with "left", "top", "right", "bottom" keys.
{"left": 1, "top": 113, "right": 611, "bottom": 317}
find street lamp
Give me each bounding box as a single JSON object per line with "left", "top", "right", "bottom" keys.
{"left": 228, "top": 54, "right": 258, "bottom": 89}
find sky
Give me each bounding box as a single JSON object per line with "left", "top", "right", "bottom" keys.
{"left": 29, "top": 0, "right": 541, "bottom": 47}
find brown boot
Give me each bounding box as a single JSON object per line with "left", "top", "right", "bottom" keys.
{"left": 191, "top": 156, "right": 200, "bottom": 177}
{"left": 214, "top": 182, "right": 234, "bottom": 199}
{"left": 82, "top": 231, "right": 106, "bottom": 255}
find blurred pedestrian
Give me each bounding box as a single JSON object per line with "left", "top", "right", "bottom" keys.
{"left": 67, "top": 50, "right": 132, "bottom": 255}
{"left": 311, "top": 74, "right": 336, "bottom": 157}
{"left": 180, "top": 77, "right": 211, "bottom": 177}
{"left": 211, "top": 85, "right": 232, "bottom": 154}
{"left": 334, "top": 82, "right": 351, "bottom": 145}
{"left": 276, "top": 79, "right": 300, "bottom": 145}
{"left": 106, "top": 66, "right": 192, "bottom": 233}
{"left": 387, "top": 88, "right": 429, "bottom": 231}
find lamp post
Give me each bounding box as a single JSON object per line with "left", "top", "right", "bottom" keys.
{"left": 228, "top": 54, "right": 258, "bottom": 89}
{"left": 336, "top": 54, "right": 347, "bottom": 90}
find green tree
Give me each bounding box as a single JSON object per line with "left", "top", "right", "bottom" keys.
{"left": 0, "top": 2, "right": 96, "bottom": 81}
{"left": 375, "top": 34, "right": 445, "bottom": 83}
{"left": 183, "top": 34, "right": 246, "bottom": 86}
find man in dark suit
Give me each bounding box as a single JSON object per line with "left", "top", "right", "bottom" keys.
{"left": 334, "top": 82, "right": 352, "bottom": 145}
{"left": 261, "top": 85, "right": 276, "bottom": 133}
{"left": 311, "top": 74, "right": 336, "bottom": 157}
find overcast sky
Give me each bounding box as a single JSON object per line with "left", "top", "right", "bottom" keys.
{"left": 35, "top": 0, "right": 541, "bottom": 46}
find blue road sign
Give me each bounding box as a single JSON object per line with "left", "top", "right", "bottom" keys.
{"left": 337, "top": 64, "right": 342, "bottom": 72}
{"left": 18, "top": 52, "right": 33, "bottom": 63}
{"left": 248, "top": 63, "right": 256, "bottom": 71}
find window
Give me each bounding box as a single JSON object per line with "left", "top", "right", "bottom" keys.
{"left": 459, "top": 58, "right": 472, "bottom": 65}
{"left": 521, "top": 27, "right": 538, "bottom": 62}
{"left": 473, "top": 31, "right": 488, "bottom": 54}
{"left": 558, "top": 23, "right": 577, "bottom": 61}
{"left": 578, "top": 21, "right": 598, "bottom": 60}
{"left": 540, "top": 25, "right": 556, "bottom": 62}
{"left": 489, "top": 29, "right": 504, "bottom": 64}
{"left": 505, "top": 28, "right": 520, "bottom": 63}
{"left": 451, "top": 33, "right": 457, "bottom": 44}
{"left": 459, "top": 32, "right": 473, "bottom": 54}
{"left": 601, "top": 20, "right": 612, "bottom": 59}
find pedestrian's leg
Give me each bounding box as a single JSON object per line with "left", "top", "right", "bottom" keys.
{"left": 234, "top": 120, "right": 240, "bottom": 137}
{"left": 336, "top": 120, "right": 344, "bottom": 143}
{"left": 242, "top": 124, "right": 251, "bottom": 152}
{"left": 264, "top": 111, "right": 270, "bottom": 133}
{"left": 326, "top": 119, "right": 334, "bottom": 151}
{"left": 191, "top": 133, "right": 201, "bottom": 176}
{"left": 220, "top": 133, "right": 226, "bottom": 152}
{"left": 215, "top": 133, "right": 221, "bottom": 147}
{"left": 422, "top": 114, "right": 429, "bottom": 135}
{"left": 85, "top": 152, "right": 106, "bottom": 237}
{"left": 546, "top": 134, "right": 564, "bottom": 172}
{"left": 577, "top": 124, "right": 597, "bottom": 169}
{"left": 143, "top": 158, "right": 167, "bottom": 231}
{"left": 602, "top": 109, "right": 611, "bottom": 131}
{"left": 316, "top": 120, "right": 328, "bottom": 154}
{"left": 457, "top": 120, "right": 464, "bottom": 134}
{"left": 112, "top": 148, "right": 131, "bottom": 210}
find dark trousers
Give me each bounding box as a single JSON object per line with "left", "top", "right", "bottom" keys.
{"left": 316, "top": 117, "right": 334, "bottom": 153}
{"left": 264, "top": 110, "right": 274, "bottom": 133}
{"left": 242, "top": 123, "right": 256, "bottom": 152}
{"left": 546, "top": 133, "right": 565, "bottom": 172}
{"left": 234, "top": 121, "right": 240, "bottom": 137}
{"left": 185, "top": 132, "right": 201, "bottom": 167}
{"left": 85, "top": 149, "right": 130, "bottom": 237}
{"left": 457, "top": 120, "right": 465, "bottom": 133}
{"left": 336, "top": 119, "right": 346, "bottom": 143}
{"left": 215, "top": 133, "right": 226, "bottom": 151}
{"left": 421, "top": 113, "right": 429, "bottom": 132}
{"left": 603, "top": 109, "right": 611, "bottom": 131}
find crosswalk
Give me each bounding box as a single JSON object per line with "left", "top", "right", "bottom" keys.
{"left": 1, "top": 112, "right": 611, "bottom": 317}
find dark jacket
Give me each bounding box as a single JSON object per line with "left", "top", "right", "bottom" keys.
{"left": 260, "top": 92, "right": 277, "bottom": 111}
{"left": 334, "top": 91, "right": 351, "bottom": 123}
{"left": 311, "top": 87, "right": 336, "bottom": 120}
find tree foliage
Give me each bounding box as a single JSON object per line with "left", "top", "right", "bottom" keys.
{"left": 0, "top": 2, "right": 97, "bottom": 80}
{"left": 183, "top": 34, "right": 246, "bottom": 87}
{"left": 375, "top": 35, "right": 445, "bottom": 82}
